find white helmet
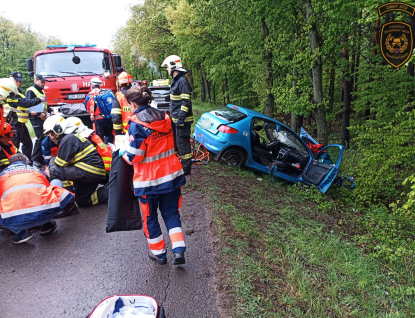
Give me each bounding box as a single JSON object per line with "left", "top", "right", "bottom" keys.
{"left": 43, "top": 115, "right": 67, "bottom": 136}
{"left": 0, "top": 78, "right": 18, "bottom": 100}
{"left": 64, "top": 116, "right": 85, "bottom": 134}
{"left": 89, "top": 77, "right": 102, "bottom": 86}
{"left": 161, "top": 55, "right": 187, "bottom": 72}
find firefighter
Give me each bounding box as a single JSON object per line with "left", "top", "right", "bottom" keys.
{"left": 0, "top": 153, "right": 75, "bottom": 243}
{"left": 46, "top": 115, "right": 108, "bottom": 208}
{"left": 84, "top": 77, "right": 114, "bottom": 144}
{"left": 0, "top": 122, "right": 18, "bottom": 173}
{"left": 122, "top": 85, "right": 186, "bottom": 265}
{"left": 26, "top": 74, "right": 51, "bottom": 169}
{"left": 0, "top": 78, "right": 18, "bottom": 133}
{"left": 161, "top": 55, "right": 193, "bottom": 175}
{"left": 5, "top": 72, "right": 46, "bottom": 162}
{"left": 111, "top": 71, "right": 134, "bottom": 135}
{"left": 64, "top": 116, "right": 112, "bottom": 174}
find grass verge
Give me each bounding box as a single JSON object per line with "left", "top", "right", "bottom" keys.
{"left": 191, "top": 162, "right": 415, "bottom": 317}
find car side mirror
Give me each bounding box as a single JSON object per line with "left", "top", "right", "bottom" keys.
{"left": 26, "top": 58, "right": 34, "bottom": 72}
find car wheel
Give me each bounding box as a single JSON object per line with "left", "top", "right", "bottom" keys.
{"left": 220, "top": 148, "right": 245, "bottom": 168}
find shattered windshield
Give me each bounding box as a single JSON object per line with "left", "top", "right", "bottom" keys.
{"left": 35, "top": 51, "right": 112, "bottom": 77}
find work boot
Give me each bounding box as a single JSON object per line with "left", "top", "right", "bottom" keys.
{"left": 148, "top": 251, "right": 167, "bottom": 265}
{"left": 39, "top": 221, "right": 57, "bottom": 236}
{"left": 173, "top": 252, "right": 185, "bottom": 265}
{"left": 54, "top": 199, "right": 80, "bottom": 219}
{"left": 12, "top": 230, "right": 34, "bottom": 244}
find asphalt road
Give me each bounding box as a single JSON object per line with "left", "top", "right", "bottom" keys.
{"left": 0, "top": 181, "right": 220, "bottom": 318}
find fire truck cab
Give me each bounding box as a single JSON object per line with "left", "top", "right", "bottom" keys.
{"left": 26, "top": 44, "right": 123, "bottom": 124}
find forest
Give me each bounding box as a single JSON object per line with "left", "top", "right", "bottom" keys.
{"left": 111, "top": 0, "right": 415, "bottom": 265}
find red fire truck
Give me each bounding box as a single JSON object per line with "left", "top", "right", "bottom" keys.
{"left": 26, "top": 44, "right": 123, "bottom": 124}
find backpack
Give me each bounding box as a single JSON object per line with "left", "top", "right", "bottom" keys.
{"left": 94, "top": 89, "right": 114, "bottom": 119}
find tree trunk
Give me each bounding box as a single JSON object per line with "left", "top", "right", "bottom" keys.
{"left": 291, "top": 66, "right": 298, "bottom": 132}
{"left": 200, "top": 72, "right": 206, "bottom": 103}
{"left": 188, "top": 70, "right": 196, "bottom": 100}
{"left": 222, "top": 80, "right": 226, "bottom": 106}
{"left": 212, "top": 82, "right": 216, "bottom": 104}
{"left": 305, "top": 0, "right": 327, "bottom": 144}
{"left": 342, "top": 45, "right": 351, "bottom": 148}
{"left": 205, "top": 78, "right": 211, "bottom": 102}
{"left": 224, "top": 75, "right": 230, "bottom": 104}
{"left": 328, "top": 66, "right": 335, "bottom": 115}
{"left": 261, "top": 17, "right": 275, "bottom": 118}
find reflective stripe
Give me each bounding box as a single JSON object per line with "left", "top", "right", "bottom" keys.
{"left": 1, "top": 183, "right": 46, "bottom": 200}
{"left": 113, "top": 124, "right": 122, "bottom": 129}
{"left": 73, "top": 144, "right": 95, "bottom": 162}
{"left": 185, "top": 116, "right": 193, "bottom": 122}
{"left": 170, "top": 95, "right": 181, "bottom": 100}
{"left": 181, "top": 153, "right": 192, "bottom": 160}
{"left": 1, "top": 202, "right": 61, "bottom": 219}
{"left": 141, "top": 149, "right": 175, "bottom": 164}
{"left": 58, "top": 190, "right": 72, "bottom": 202}
{"left": 111, "top": 108, "right": 122, "bottom": 114}
{"left": 62, "top": 181, "right": 72, "bottom": 188}
{"left": 151, "top": 248, "right": 166, "bottom": 256}
{"left": 0, "top": 159, "right": 9, "bottom": 165}
{"left": 133, "top": 169, "right": 184, "bottom": 188}
{"left": 180, "top": 93, "right": 191, "bottom": 99}
{"left": 169, "top": 227, "right": 185, "bottom": 249}
{"left": 148, "top": 234, "right": 164, "bottom": 244}
{"left": 122, "top": 122, "right": 128, "bottom": 127}
{"left": 91, "top": 191, "right": 99, "bottom": 205}
{"left": 171, "top": 118, "right": 178, "bottom": 123}
{"left": 126, "top": 145, "right": 145, "bottom": 156}
{"left": 181, "top": 106, "right": 189, "bottom": 112}
{"left": 172, "top": 241, "right": 186, "bottom": 249}
{"left": 74, "top": 162, "right": 106, "bottom": 176}
{"left": 55, "top": 157, "right": 69, "bottom": 167}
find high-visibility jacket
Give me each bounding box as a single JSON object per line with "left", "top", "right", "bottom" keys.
{"left": 3, "top": 92, "right": 39, "bottom": 124}
{"left": 55, "top": 133, "right": 106, "bottom": 178}
{"left": 169, "top": 72, "right": 193, "bottom": 127}
{"left": 111, "top": 87, "right": 132, "bottom": 133}
{"left": 26, "top": 86, "right": 47, "bottom": 114}
{"left": 0, "top": 161, "right": 74, "bottom": 233}
{"left": 122, "top": 105, "right": 186, "bottom": 196}
{"left": 89, "top": 134, "right": 112, "bottom": 172}
{"left": 0, "top": 141, "right": 17, "bottom": 171}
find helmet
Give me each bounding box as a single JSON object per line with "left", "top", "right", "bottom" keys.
{"left": 117, "top": 72, "right": 133, "bottom": 85}
{"left": 43, "top": 115, "right": 67, "bottom": 136}
{"left": 0, "top": 78, "right": 18, "bottom": 100}
{"left": 141, "top": 80, "right": 148, "bottom": 86}
{"left": 0, "top": 122, "right": 15, "bottom": 138}
{"left": 64, "top": 116, "right": 85, "bottom": 134}
{"left": 161, "top": 55, "right": 187, "bottom": 72}
{"left": 89, "top": 77, "right": 102, "bottom": 86}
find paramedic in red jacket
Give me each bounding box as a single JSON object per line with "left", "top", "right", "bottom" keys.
{"left": 0, "top": 122, "right": 18, "bottom": 173}
{"left": 84, "top": 77, "right": 114, "bottom": 144}
{"left": 0, "top": 153, "right": 74, "bottom": 244}
{"left": 122, "top": 85, "right": 187, "bottom": 265}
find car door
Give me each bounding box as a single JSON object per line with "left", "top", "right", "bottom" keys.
{"left": 301, "top": 145, "right": 344, "bottom": 193}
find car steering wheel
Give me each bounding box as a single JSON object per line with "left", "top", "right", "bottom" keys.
{"left": 267, "top": 140, "right": 280, "bottom": 149}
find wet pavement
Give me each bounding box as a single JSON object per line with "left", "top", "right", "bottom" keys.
{"left": 0, "top": 186, "right": 220, "bottom": 318}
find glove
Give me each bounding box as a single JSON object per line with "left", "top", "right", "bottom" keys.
{"left": 115, "top": 129, "right": 123, "bottom": 136}
{"left": 176, "top": 118, "right": 185, "bottom": 127}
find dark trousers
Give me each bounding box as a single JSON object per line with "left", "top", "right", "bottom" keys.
{"left": 11, "top": 122, "right": 33, "bottom": 161}
{"left": 95, "top": 119, "right": 114, "bottom": 144}
{"left": 172, "top": 123, "right": 192, "bottom": 173}
{"left": 139, "top": 187, "right": 185, "bottom": 259}
{"left": 30, "top": 116, "right": 46, "bottom": 164}
{"left": 49, "top": 159, "right": 108, "bottom": 207}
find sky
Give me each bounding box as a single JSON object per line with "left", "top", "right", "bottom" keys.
{"left": 1, "top": 0, "right": 137, "bottom": 49}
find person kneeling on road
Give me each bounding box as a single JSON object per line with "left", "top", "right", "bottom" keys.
{"left": 0, "top": 154, "right": 75, "bottom": 244}
{"left": 122, "top": 85, "right": 187, "bottom": 265}
{"left": 46, "top": 115, "right": 108, "bottom": 210}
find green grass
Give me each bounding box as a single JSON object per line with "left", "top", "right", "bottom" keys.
{"left": 189, "top": 162, "right": 415, "bottom": 317}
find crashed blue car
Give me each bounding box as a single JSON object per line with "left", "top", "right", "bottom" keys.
{"left": 193, "top": 104, "right": 354, "bottom": 193}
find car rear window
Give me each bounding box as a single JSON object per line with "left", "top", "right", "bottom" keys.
{"left": 209, "top": 107, "right": 247, "bottom": 123}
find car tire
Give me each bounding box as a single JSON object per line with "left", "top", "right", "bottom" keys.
{"left": 220, "top": 148, "right": 245, "bottom": 168}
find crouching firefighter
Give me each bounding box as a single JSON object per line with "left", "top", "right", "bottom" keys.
{"left": 46, "top": 116, "right": 108, "bottom": 210}
{"left": 122, "top": 85, "right": 187, "bottom": 266}
{"left": 64, "top": 116, "right": 112, "bottom": 174}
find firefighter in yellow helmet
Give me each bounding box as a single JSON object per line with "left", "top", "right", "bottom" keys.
{"left": 111, "top": 71, "right": 134, "bottom": 135}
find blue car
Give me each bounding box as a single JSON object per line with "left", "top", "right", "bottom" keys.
{"left": 193, "top": 104, "right": 354, "bottom": 193}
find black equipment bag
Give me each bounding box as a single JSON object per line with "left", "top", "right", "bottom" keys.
{"left": 106, "top": 149, "right": 142, "bottom": 232}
